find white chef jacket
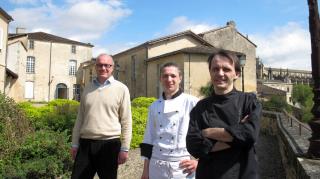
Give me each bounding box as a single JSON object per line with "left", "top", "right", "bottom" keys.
{"left": 142, "top": 93, "right": 199, "bottom": 161}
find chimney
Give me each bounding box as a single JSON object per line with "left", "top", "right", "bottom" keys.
{"left": 16, "top": 27, "right": 26, "bottom": 34}
{"left": 226, "top": 21, "right": 236, "bottom": 28}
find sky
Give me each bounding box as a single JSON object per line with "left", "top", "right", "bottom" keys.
{"left": 0, "top": 0, "right": 316, "bottom": 70}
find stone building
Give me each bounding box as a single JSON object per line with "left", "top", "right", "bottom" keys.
{"left": 80, "top": 21, "right": 257, "bottom": 99}
{"left": 0, "top": 8, "right": 13, "bottom": 92}
{"left": 5, "top": 30, "right": 93, "bottom": 102}
{"left": 256, "top": 58, "right": 312, "bottom": 85}
{"left": 256, "top": 58, "right": 312, "bottom": 104}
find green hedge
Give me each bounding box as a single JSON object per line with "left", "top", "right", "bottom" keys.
{"left": 131, "top": 97, "right": 156, "bottom": 148}
{"left": 1, "top": 96, "right": 156, "bottom": 178}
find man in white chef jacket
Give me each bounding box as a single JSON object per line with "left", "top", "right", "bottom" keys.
{"left": 140, "top": 62, "right": 199, "bottom": 179}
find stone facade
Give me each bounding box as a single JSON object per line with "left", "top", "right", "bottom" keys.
{"left": 200, "top": 21, "right": 257, "bottom": 92}
{"left": 6, "top": 31, "right": 93, "bottom": 102}
{"left": 0, "top": 8, "right": 13, "bottom": 92}
{"left": 81, "top": 21, "right": 258, "bottom": 99}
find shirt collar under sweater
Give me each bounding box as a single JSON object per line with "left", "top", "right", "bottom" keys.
{"left": 93, "top": 76, "right": 115, "bottom": 87}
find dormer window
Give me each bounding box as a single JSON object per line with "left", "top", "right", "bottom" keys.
{"left": 29, "top": 40, "right": 34, "bottom": 49}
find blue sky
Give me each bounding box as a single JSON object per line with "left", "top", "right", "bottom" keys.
{"left": 0, "top": 0, "right": 315, "bottom": 70}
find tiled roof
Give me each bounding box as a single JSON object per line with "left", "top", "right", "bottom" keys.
{"left": 9, "top": 32, "right": 93, "bottom": 47}
{"left": 0, "top": 8, "right": 13, "bottom": 21}
{"left": 147, "top": 45, "right": 244, "bottom": 61}
{"left": 114, "top": 30, "right": 213, "bottom": 56}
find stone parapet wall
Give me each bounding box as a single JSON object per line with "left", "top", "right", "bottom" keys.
{"left": 261, "top": 111, "right": 320, "bottom": 179}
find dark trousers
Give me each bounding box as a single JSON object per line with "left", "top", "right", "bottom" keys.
{"left": 71, "top": 138, "right": 121, "bottom": 179}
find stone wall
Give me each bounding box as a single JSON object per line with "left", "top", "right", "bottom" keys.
{"left": 261, "top": 111, "right": 320, "bottom": 179}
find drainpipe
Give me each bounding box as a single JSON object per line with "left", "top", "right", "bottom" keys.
{"left": 145, "top": 46, "right": 148, "bottom": 96}
{"left": 48, "top": 42, "right": 52, "bottom": 101}
{"left": 188, "top": 53, "right": 191, "bottom": 94}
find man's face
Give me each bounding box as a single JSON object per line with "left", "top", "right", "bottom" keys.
{"left": 95, "top": 55, "right": 114, "bottom": 81}
{"left": 209, "top": 55, "right": 239, "bottom": 94}
{"left": 160, "top": 66, "right": 182, "bottom": 95}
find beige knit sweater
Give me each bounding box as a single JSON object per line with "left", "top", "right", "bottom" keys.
{"left": 72, "top": 77, "right": 132, "bottom": 150}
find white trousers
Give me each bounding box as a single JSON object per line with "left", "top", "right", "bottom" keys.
{"left": 149, "top": 158, "right": 195, "bottom": 179}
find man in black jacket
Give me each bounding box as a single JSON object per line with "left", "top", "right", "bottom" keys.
{"left": 186, "top": 51, "right": 261, "bottom": 179}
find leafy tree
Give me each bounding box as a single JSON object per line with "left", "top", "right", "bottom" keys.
{"left": 292, "top": 84, "right": 314, "bottom": 122}
{"left": 292, "top": 84, "right": 313, "bottom": 106}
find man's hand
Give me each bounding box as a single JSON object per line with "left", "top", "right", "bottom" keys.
{"left": 141, "top": 159, "right": 150, "bottom": 179}
{"left": 202, "top": 128, "right": 234, "bottom": 142}
{"left": 70, "top": 147, "right": 78, "bottom": 160}
{"left": 118, "top": 151, "right": 129, "bottom": 165}
{"left": 179, "top": 159, "right": 198, "bottom": 176}
{"left": 240, "top": 115, "right": 249, "bottom": 123}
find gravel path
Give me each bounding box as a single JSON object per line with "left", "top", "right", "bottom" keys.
{"left": 118, "top": 149, "right": 144, "bottom": 179}
{"left": 115, "top": 133, "right": 286, "bottom": 179}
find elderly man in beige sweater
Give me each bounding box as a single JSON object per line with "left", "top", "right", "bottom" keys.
{"left": 71, "top": 54, "right": 132, "bottom": 179}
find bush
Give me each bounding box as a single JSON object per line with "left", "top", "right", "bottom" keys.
{"left": 19, "top": 99, "right": 79, "bottom": 134}
{"left": 0, "top": 92, "right": 32, "bottom": 176}
{"left": 132, "top": 97, "right": 156, "bottom": 108}
{"left": 2, "top": 130, "right": 72, "bottom": 178}
{"left": 131, "top": 97, "right": 156, "bottom": 148}
{"left": 200, "top": 83, "right": 214, "bottom": 97}
{"left": 262, "top": 95, "right": 291, "bottom": 112}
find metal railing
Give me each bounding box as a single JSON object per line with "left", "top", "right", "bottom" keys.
{"left": 282, "top": 110, "right": 311, "bottom": 136}
{"left": 262, "top": 107, "right": 311, "bottom": 136}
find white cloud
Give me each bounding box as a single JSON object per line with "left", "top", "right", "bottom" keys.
{"left": 9, "top": 0, "right": 131, "bottom": 43}
{"left": 250, "top": 22, "right": 311, "bottom": 71}
{"left": 164, "top": 16, "right": 217, "bottom": 35}
{"left": 9, "top": 0, "right": 40, "bottom": 5}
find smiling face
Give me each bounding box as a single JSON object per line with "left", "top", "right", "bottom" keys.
{"left": 95, "top": 54, "right": 114, "bottom": 83}
{"left": 209, "top": 54, "right": 240, "bottom": 95}
{"left": 160, "top": 66, "right": 182, "bottom": 97}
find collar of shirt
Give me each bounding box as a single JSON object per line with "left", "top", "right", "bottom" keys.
{"left": 93, "top": 76, "right": 115, "bottom": 87}
{"left": 162, "top": 88, "right": 183, "bottom": 100}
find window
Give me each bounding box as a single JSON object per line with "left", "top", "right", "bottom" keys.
{"left": 89, "top": 69, "right": 93, "bottom": 82}
{"left": 25, "top": 81, "right": 34, "bottom": 98}
{"left": 69, "top": 60, "right": 77, "bottom": 76}
{"left": 29, "top": 40, "right": 34, "bottom": 49}
{"left": 71, "top": 45, "right": 76, "bottom": 54}
{"left": 73, "top": 84, "right": 81, "bottom": 101}
{"left": 26, "top": 56, "right": 35, "bottom": 73}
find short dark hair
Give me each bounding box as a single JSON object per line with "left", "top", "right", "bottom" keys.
{"left": 160, "top": 62, "right": 182, "bottom": 76}
{"left": 207, "top": 51, "right": 241, "bottom": 73}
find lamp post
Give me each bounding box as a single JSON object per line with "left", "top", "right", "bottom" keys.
{"left": 239, "top": 55, "right": 246, "bottom": 92}
{"left": 307, "top": 0, "right": 320, "bottom": 158}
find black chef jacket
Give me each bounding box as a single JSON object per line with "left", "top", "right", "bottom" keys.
{"left": 186, "top": 88, "right": 261, "bottom": 179}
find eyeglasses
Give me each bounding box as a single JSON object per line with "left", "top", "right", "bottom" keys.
{"left": 96, "top": 63, "right": 113, "bottom": 69}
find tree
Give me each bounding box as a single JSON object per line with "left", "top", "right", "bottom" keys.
{"left": 292, "top": 84, "right": 313, "bottom": 106}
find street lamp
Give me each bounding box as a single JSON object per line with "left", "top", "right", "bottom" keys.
{"left": 239, "top": 55, "right": 246, "bottom": 92}
{"left": 307, "top": 0, "right": 320, "bottom": 158}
